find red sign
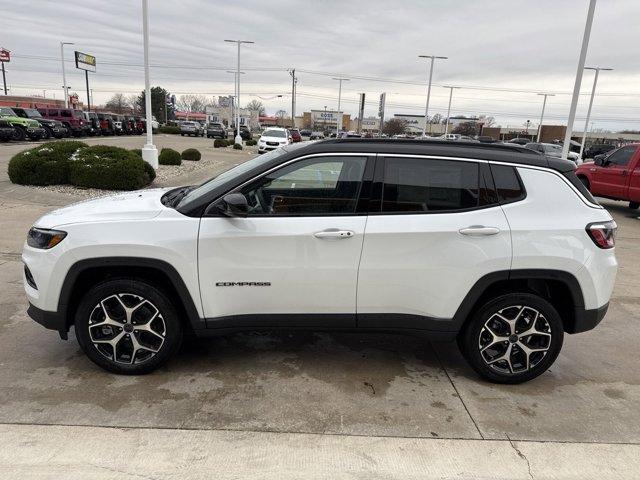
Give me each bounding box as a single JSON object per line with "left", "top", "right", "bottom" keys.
{"left": 0, "top": 49, "right": 10, "bottom": 62}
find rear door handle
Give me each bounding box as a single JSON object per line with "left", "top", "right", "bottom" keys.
{"left": 314, "top": 229, "right": 355, "bottom": 240}
{"left": 459, "top": 226, "right": 500, "bottom": 236}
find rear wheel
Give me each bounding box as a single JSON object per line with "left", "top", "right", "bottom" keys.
{"left": 74, "top": 279, "right": 183, "bottom": 374}
{"left": 459, "top": 293, "right": 564, "bottom": 384}
{"left": 630, "top": 202, "right": 639, "bottom": 210}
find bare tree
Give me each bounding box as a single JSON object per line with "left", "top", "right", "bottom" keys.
{"left": 452, "top": 121, "right": 479, "bottom": 136}
{"left": 478, "top": 115, "right": 496, "bottom": 127}
{"left": 104, "top": 93, "right": 131, "bottom": 114}
{"left": 246, "top": 99, "right": 265, "bottom": 116}
{"left": 429, "top": 113, "right": 443, "bottom": 125}
{"left": 276, "top": 109, "right": 287, "bottom": 127}
{"left": 382, "top": 118, "right": 407, "bottom": 136}
{"left": 176, "top": 94, "right": 208, "bottom": 112}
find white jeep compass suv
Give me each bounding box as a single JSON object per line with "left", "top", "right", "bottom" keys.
{"left": 23, "top": 139, "right": 617, "bottom": 383}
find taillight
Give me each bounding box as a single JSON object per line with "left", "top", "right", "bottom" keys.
{"left": 586, "top": 221, "right": 617, "bottom": 249}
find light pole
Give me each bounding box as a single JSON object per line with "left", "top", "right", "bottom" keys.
{"left": 561, "top": 0, "right": 598, "bottom": 160}
{"left": 227, "top": 70, "right": 245, "bottom": 129}
{"left": 418, "top": 55, "right": 447, "bottom": 137}
{"left": 141, "top": 0, "right": 158, "bottom": 168}
{"left": 443, "top": 85, "right": 460, "bottom": 136}
{"left": 60, "top": 42, "right": 74, "bottom": 108}
{"left": 536, "top": 93, "right": 555, "bottom": 142}
{"left": 225, "top": 39, "right": 254, "bottom": 145}
{"left": 332, "top": 77, "right": 349, "bottom": 134}
{"left": 579, "top": 66, "right": 613, "bottom": 159}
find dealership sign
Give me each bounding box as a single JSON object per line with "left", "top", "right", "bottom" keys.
{"left": 74, "top": 51, "right": 96, "bottom": 72}
{"left": 0, "top": 48, "right": 10, "bottom": 62}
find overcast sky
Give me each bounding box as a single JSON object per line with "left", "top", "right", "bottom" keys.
{"left": 4, "top": 0, "right": 640, "bottom": 130}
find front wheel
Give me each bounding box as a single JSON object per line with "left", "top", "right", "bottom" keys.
{"left": 12, "top": 126, "right": 26, "bottom": 141}
{"left": 459, "top": 293, "right": 564, "bottom": 384}
{"left": 74, "top": 279, "right": 183, "bottom": 374}
{"left": 629, "top": 202, "right": 639, "bottom": 210}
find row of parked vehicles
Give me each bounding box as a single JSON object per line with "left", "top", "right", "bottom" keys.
{"left": 0, "top": 106, "right": 155, "bottom": 142}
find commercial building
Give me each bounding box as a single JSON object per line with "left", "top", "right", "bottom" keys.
{"left": 301, "top": 110, "right": 351, "bottom": 131}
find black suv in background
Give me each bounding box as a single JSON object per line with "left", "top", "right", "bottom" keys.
{"left": 233, "top": 125, "right": 252, "bottom": 140}
{"left": 0, "top": 119, "right": 15, "bottom": 141}
{"left": 12, "top": 108, "right": 67, "bottom": 139}
{"left": 206, "top": 122, "right": 227, "bottom": 139}
{"left": 584, "top": 143, "right": 615, "bottom": 160}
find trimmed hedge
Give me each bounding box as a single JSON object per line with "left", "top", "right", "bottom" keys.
{"left": 158, "top": 148, "right": 182, "bottom": 165}
{"left": 69, "top": 146, "right": 152, "bottom": 190}
{"left": 233, "top": 143, "right": 243, "bottom": 150}
{"left": 8, "top": 141, "right": 88, "bottom": 186}
{"left": 130, "top": 148, "right": 142, "bottom": 157}
{"left": 213, "top": 139, "right": 227, "bottom": 148}
{"left": 181, "top": 148, "right": 201, "bottom": 161}
{"left": 245, "top": 139, "right": 257, "bottom": 146}
{"left": 158, "top": 125, "right": 181, "bottom": 134}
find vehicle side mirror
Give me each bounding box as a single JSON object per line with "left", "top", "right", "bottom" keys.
{"left": 593, "top": 155, "right": 604, "bottom": 166}
{"left": 207, "top": 193, "right": 249, "bottom": 217}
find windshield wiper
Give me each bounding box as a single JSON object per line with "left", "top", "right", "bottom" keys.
{"left": 169, "top": 186, "right": 194, "bottom": 208}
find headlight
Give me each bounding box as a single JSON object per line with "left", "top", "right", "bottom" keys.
{"left": 27, "top": 227, "right": 67, "bottom": 249}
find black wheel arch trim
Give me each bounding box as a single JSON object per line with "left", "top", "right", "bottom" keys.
{"left": 54, "top": 257, "right": 204, "bottom": 335}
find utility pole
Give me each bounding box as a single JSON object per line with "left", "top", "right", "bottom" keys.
{"left": 225, "top": 39, "right": 254, "bottom": 145}
{"left": 418, "top": 54, "right": 447, "bottom": 137}
{"left": 60, "top": 42, "right": 74, "bottom": 108}
{"left": 84, "top": 70, "right": 91, "bottom": 111}
{"left": 443, "top": 85, "right": 460, "bottom": 135}
{"left": 562, "top": 0, "right": 598, "bottom": 160}
{"left": 333, "top": 77, "right": 349, "bottom": 135}
{"left": 579, "top": 66, "right": 612, "bottom": 159}
{"left": 536, "top": 93, "right": 555, "bottom": 142}
{"left": 290, "top": 69, "right": 297, "bottom": 128}
{"left": 1, "top": 62, "right": 7, "bottom": 95}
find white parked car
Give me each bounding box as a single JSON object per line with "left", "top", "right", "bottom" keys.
{"left": 258, "top": 128, "right": 291, "bottom": 154}
{"left": 525, "top": 142, "right": 581, "bottom": 163}
{"left": 23, "top": 140, "right": 616, "bottom": 383}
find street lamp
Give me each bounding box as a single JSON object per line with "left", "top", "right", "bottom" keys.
{"left": 561, "top": 0, "right": 598, "bottom": 160}
{"left": 418, "top": 54, "right": 447, "bottom": 137}
{"left": 141, "top": 0, "right": 158, "bottom": 168}
{"left": 225, "top": 39, "right": 254, "bottom": 145}
{"left": 536, "top": 93, "right": 555, "bottom": 142}
{"left": 443, "top": 85, "right": 460, "bottom": 136}
{"left": 60, "top": 42, "right": 74, "bottom": 108}
{"left": 227, "top": 70, "right": 245, "bottom": 129}
{"left": 332, "top": 77, "right": 349, "bottom": 134}
{"left": 579, "top": 66, "right": 613, "bottom": 159}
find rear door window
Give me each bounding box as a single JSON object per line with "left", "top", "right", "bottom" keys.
{"left": 381, "top": 158, "right": 480, "bottom": 213}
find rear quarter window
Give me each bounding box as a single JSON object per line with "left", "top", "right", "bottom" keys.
{"left": 563, "top": 171, "right": 599, "bottom": 205}
{"left": 489, "top": 164, "right": 526, "bottom": 204}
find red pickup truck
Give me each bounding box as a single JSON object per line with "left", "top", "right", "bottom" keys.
{"left": 576, "top": 143, "right": 640, "bottom": 210}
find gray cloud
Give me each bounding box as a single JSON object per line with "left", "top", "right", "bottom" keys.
{"left": 3, "top": 0, "right": 639, "bottom": 130}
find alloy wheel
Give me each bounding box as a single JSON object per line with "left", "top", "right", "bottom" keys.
{"left": 88, "top": 293, "right": 166, "bottom": 365}
{"left": 478, "top": 305, "right": 552, "bottom": 374}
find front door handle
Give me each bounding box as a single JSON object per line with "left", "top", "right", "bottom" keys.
{"left": 459, "top": 226, "right": 500, "bottom": 236}
{"left": 314, "top": 229, "right": 355, "bottom": 240}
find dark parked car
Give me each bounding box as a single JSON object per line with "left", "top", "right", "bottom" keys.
{"left": 82, "top": 111, "right": 101, "bottom": 136}
{"left": 299, "top": 129, "right": 311, "bottom": 137}
{"left": 97, "top": 113, "right": 115, "bottom": 136}
{"left": 584, "top": 143, "right": 615, "bottom": 159}
{"left": 289, "top": 128, "right": 302, "bottom": 143}
{"left": 37, "top": 108, "right": 87, "bottom": 136}
{"left": 12, "top": 107, "right": 67, "bottom": 139}
{"left": 0, "top": 119, "right": 15, "bottom": 141}
{"left": 310, "top": 131, "right": 325, "bottom": 140}
{"left": 0, "top": 107, "right": 45, "bottom": 141}
{"left": 180, "top": 121, "right": 204, "bottom": 137}
{"left": 206, "top": 122, "right": 227, "bottom": 139}
{"left": 233, "top": 125, "right": 252, "bottom": 140}
{"left": 477, "top": 136, "right": 498, "bottom": 143}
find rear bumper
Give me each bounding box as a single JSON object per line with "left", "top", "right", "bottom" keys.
{"left": 566, "top": 302, "right": 609, "bottom": 334}
{"left": 27, "top": 303, "right": 68, "bottom": 339}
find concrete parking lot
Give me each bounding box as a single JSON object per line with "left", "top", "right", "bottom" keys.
{"left": 0, "top": 136, "right": 639, "bottom": 478}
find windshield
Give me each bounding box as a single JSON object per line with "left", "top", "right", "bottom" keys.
{"left": 73, "top": 110, "right": 84, "bottom": 118}
{"left": 543, "top": 144, "right": 562, "bottom": 153}
{"left": 177, "top": 143, "right": 307, "bottom": 209}
{"left": 262, "top": 129, "right": 286, "bottom": 138}
{"left": 0, "top": 107, "right": 16, "bottom": 116}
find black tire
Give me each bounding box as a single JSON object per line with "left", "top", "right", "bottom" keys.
{"left": 459, "top": 293, "right": 564, "bottom": 384}
{"left": 629, "top": 202, "right": 639, "bottom": 210}
{"left": 74, "top": 279, "right": 183, "bottom": 374}
{"left": 42, "top": 126, "right": 52, "bottom": 140}
{"left": 12, "top": 126, "right": 26, "bottom": 141}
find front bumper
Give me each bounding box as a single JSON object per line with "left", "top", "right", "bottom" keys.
{"left": 26, "top": 127, "right": 45, "bottom": 138}
{"left": 27, "top": 303, "right": 68, "bottom": 339}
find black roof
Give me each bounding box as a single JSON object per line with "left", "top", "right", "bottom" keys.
{"left": 298, "top": 138, "right": 575, "bottom": 172}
